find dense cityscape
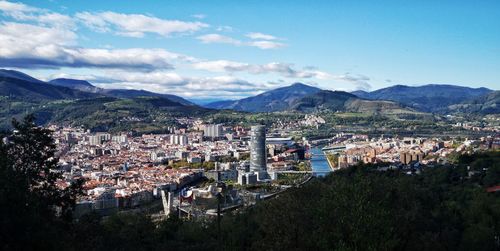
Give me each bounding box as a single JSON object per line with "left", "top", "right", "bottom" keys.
{"left": 41, "top": 115, "right": 499, "bottom": 219}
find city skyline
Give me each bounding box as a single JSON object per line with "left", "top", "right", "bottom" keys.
{"left": 0, "top": 0, "right": 499, "bottom": 101}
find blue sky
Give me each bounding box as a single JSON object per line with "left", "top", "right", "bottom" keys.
{"left": 0, "top": 0, "right": 499, "bottom": 100}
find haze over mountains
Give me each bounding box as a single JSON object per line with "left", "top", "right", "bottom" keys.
{"left": 0, "top": 69, "right": 498, "bottom": 120}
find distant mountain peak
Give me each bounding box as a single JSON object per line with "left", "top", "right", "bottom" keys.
{"left": 49, "top": 78, "right": 95, "bottom": 87}
{"left": 205, "top": 82, "right": 321, "bottom": 112}
{"left": 48, "top": 78, "right": 101, "bottom": 94}
{"left": 290, "top": 82, "right": 310, "bottom": 87}
{"left": 281, "top": 82, "right": 319, "bottom": 90}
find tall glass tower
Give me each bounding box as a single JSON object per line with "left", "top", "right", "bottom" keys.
{"left": 250, "top": 125, "right": 266, "bottom": 172}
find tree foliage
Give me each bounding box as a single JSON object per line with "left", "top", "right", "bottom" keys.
{"left": 0, "top": 115, "right": 83, "bottom": 250}
{"left": 221, "top": 159, "right": 499, "bottom": 250}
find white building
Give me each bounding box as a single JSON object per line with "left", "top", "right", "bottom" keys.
{"left": 88, "top": 133, "right": 111, "bottom": 145}
{"left": 112, "top": 135, "right": 128, "bottom": 144}
{"left": 204, "top": 124, "right": 223, "bottom": 138}
{"left": 169, "top": 134, "right": 188, "bottom": 146}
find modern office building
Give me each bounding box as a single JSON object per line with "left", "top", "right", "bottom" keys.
{"left": 250, "top": 125, "right": 266, "bottom": 172}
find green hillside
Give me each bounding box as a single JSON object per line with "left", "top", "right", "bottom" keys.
{"left": 0, "top": 96, "right": 212, "bottom": 133}
{"left": 448, "top": 91, "right": 500, "bottom": 115}
{"left": 291, "top": 90, "right": 417, "bottom": 115}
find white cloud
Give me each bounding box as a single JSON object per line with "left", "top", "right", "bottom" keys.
{"left": 103, "top": 70, "right": 187, "bottom": 86}
{"left": 0, "top": 1, "right": 365, "bottom": 97}
{"left": 87, "top": 71, "right": 269, "bottom": 99}
{"left": 197, "top": 33, "right": 286, "bottom": 50}
{"left": 191, "top": 14, "right": 206, "bottom": 19}
{"left": 192, "top": 60, "right": 331, "bottom": 79}
{"left": 0, "top": 21, "right": 290, "bottom": 74}
{"left": 0, "top": 1, "right": 37, "bottom": 13}
{"left": 248, "top": 40, "right": 286, "bottom": 49}
{"left": 62, "top": 48, "right": 178, "bottom": 70}
{"left": 0, "top": 22, "right": 76, "bottom": 56}
{"left": 197, "top": 33, "right": 242, "bottom": 45}
{"left": 192, "top": 60, "right": 249, "bottom": 72}
{"left": 216, "top": 25, "right": 233, "bottom": 32}
{"left": 0, "top": 0, "right": 74, "bottom": 28}
{"left": 0, "top": 22, "right": 194, "bottom": 70}
{"left": 246, "top": 32, "right": 277, "bottom": 40}
{"left": 333, "top": 73, "right": 372, "bottom": 91}
{"left": 0, "top": 1, "right": 205, "bottom": 37}
{"left": 76, "top": 11, "right": 209, "bottom": 37}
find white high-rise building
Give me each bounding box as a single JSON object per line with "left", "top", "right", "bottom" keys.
{"left": 88, "top": 135, "right": 100, "bottom": 146}
{"left": 179, "top": 135, "right": 188, "bottom": 145}
{"left": 112, "top": 135, "right": 128, "bottom": 143}
{"left": 169, "top": 134, "right": 188, "bottom": 145}
{"left": 89, "top": 133, "right": 111, "bottom": 145}
{"left": 204, "top": 124, "right": 223, "bottom": 138}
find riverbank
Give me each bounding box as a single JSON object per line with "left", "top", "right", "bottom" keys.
{"left": 325, "top": 153, "right": 336, "bottom": 171}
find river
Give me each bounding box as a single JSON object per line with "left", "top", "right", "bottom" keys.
{"left": 309, "top": 147, "right": 332, "bottom": 177}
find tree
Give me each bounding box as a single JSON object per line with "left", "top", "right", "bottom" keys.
{"left": 0, "top": 115, "right": 83, "bottom": 250}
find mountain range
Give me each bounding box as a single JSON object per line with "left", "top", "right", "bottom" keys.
{"left": 205, "top": 83, "right": 497, "bottom": 115}
{"left": 1, "top": 69, "right": 195, "bottom": 106}
{"left": 0, "top": 69, "right": 498, "bottom": 121}
{"left": 0, "top": 69, "right": 205, "bottom": 130}
{"left": 0, "top": 72, "right": 98, "bottom": 101}
{"left": 352, "top": 84, "right": 493, "bottom": 112}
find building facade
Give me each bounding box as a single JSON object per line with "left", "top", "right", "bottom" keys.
{"left": 250, "top": 125, "right": 266, "bottom": 172}
{"left": 204, "top": 124, "right": 223, "bottom": 138}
